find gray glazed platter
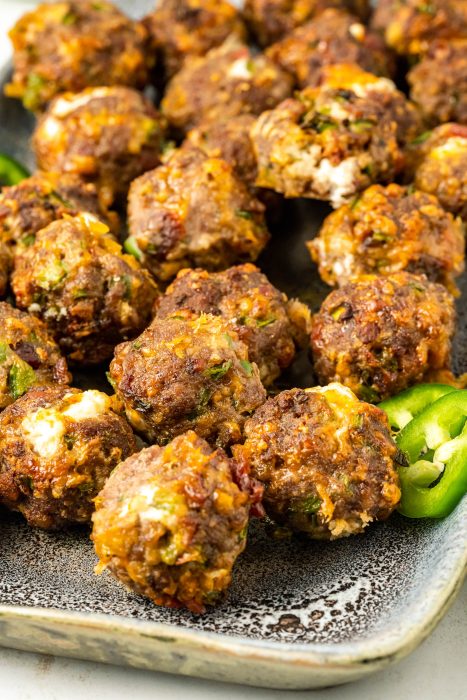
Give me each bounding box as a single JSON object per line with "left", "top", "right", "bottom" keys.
{"left": 0, "top": 0, "right": 466, "bottom": 690}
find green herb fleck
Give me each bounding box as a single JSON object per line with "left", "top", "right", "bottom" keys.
{"left": 8, "top": 360, "right": 36, "bottom": 400}
{"left": 106, "top": 371, "right": 117, "bottom": 391}
{"left": 371, "top": 230, "right": 393, "bottom": 243}
{"left": 411, "top": 130, "right": 432, "bottom": 145}
{"left": 358, "top": 385, "right": 380, "bottom": 403}
{"left": 351, "top": 119, "right": 374, "bottom": 134}
{"left": 124, "top": 236, "right": 143, "bottom": 262}
{"left": 240, "top": 359, "right": 253, "bottom": 376}
{"left": 21, "top": 233, "right": 36, "bottom": 247}
{"left": 236, "top": 209, "right": 253, "bottom": 220}
{"left": 23, "top": 73, "right": 47, "bottom": 111}
{"left": 204, "top": 360, "right": 232, "bottom": 380}
{"left": 256, "top": 317, "right": 276, "bottom": 328}
{"left": 62, "top": 10, "right": 78, "bottom": 25}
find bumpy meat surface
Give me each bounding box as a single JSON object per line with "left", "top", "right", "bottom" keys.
{"left": 161, "top": 38, "right": 293, "bottom": 133}
{"left": 109, "top": 314, "right": 267, "bottom": 447}
{"left": 92, "top": 431, "right": 257, "bottom": 613}
{"left": 186, "top": 115, "right": 258, "bottom": 187}
{"left": 144, "top": 0, "right": 246, "bottom": 81}
{"left": 12, "top": 213, "right": 159, "bottom": 366}
{"left": 154, "top": 265, "right": 312, "bottom": 386}
{"left": 266, "top": 9, "right": 395, "bottom": 88}
{"left": 243, "top": 0, "right": 370, "bottom": 46}
{"left": 311, "top": 272, "right": 456, "bottom": 402}
{"left": 5, "top": 1, "right": 151, "bottom": 112}
{"left": 0, "top": 385, "right": 136, "bottom": 529}
{"left": 371, "top": 0, "right": 467, "bottom": 56}
{"left": 407, "top": 124, "right": 467, "bottom": 219}
{"left": 0, "top": 302, "right": 71, "bottom": 410}
{"left": 307, "top": 183, "right": 465, "bottom": 292}
{"left": 0, "top": 242, "right": 11, "bottom": 298}
{"left": 0, "top": 172, "right": 117, "bottom": 253}
{"left": 233, "top": 383, "right": 399, "bottom": 539}
{"left": 408, "top": 40, "right": 467, "bottom": 126}
{"left": 251, "top": 64, "right": 419, "bottom": 207}
{"left": 33, "top": 87, "right": 166, "bottom": 206}
{"left": 126, "top": 147, "right": 269, "bottom": 283}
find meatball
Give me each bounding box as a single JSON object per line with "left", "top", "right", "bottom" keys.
{"left": 243, "top": 0, "right": 371, "bottom": 47}
{"left": 371, "top": 0, "right": 467, "bottom": 57}
{"left": 161, "top": 38, "right": 293, "bottom": 133}
{"left": 186, "top": 115, "right": 259, "bottom": 188}
{"left": 154, "top": 265, "right": 312, "bottom": 386}
{"left": 233, "top": 384, "right": 400, "bottom": 539}
{"left": 266, "top": 9, "right": 395, "bottom": 89}
{"left": 0, "top": 386, "right": 136, "bottom": 529}
{"left": 0, "top": 242, "right": 11, "bottom": 298}
{"left": 307, "top": 184, "right": 465, "bottom": 292}
{"left": 251, "top": 64, "right": 419, "bottom": 207}
{"left": 144, "top": 0, "right": 246, "bottom": 81}
{"left": 12, "top": 213, "right": 159, "bottom": 366}
{"left": 310, "top": 272, "right": 456, "bottom": 402}
{"left": 92, "top": 431, "right": 258, "bottom": 613}
{"left": 126, "top": 147, "right": 269, "bottom": 283}
{"left": 0, "top": 172, "right": 117, "bottom": 253}
{"left": 408, "top": 40, "right": 467, "bottom": 126}
{"left": 32, "top": 87, "right": 166, "bottom": 206}
{"left": 5, "top": 1, "right": 150, "bottom": 112}
{"left": 408, "top": 124, "right": 467, "bottom": 219}
{"left": 109, "top": 314, "right": 267, "bottom": 448}
{"left": 0, "top": 302, "right": 71, "bottom": 410}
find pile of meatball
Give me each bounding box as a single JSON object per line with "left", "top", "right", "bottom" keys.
{"left": 0, "top": 0, "right": 465, "bottom": 614}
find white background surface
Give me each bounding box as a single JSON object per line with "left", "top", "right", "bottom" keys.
{"left": 0, "top": 1, "right": 465, "bottom": 698}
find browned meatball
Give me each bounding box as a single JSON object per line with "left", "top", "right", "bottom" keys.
{"left": 33, "top": 87, "right": 166, "bottom": 206}
{"left": 266, "top": 9, "right": 395, "bottom": 89}
{"left": 161, "top": 38, "right": 293, "bottom": 133}
{"left": 92, "top": 431, "right": 260, "bottom": 613}
{"left": 109, "top": 314, "right": 267, "bottom": 448}
{"left": 233, "top": 384, "right": 400, "bottom": 539}
{"left": 371, "top": 0, "right": 467, "bottom": 57}
{"left": 0, "top": 172, "right": 118, "bottom": 253}
{"left": 0, "top": 242, "right": 11, "bottom": 297}
{"left": 126, "top": 147, "right": 269, "bottom": 283}
{"left": 12, "top": 213, "right": 159, "bottom": 366}
{"left": 0, "top": 301, "right": 71, "bottom": 410}
{"left": 408, "top": 124, "right": 467, "bottom": 219}
{"left": 408, "top": 40, "right": 467, "bottom": 126}
{"left": 243, "top": 0, "right": 371, "bottom": 47}
{"left": 154, "top": 265, "right": 312, "bottom": 386}
{"left": 311, "top": 272, "right": 456, "bottom": 402}
{"left": 186, "top": 115, "right": 259, "bottom": 188}
{"left": 5, "top": 1, "right": 151, "bottom": 112}
{"left": 251, "top": 64, "right": 420, "bottom": 207}
{"left": 0, "top": 385, "right": 137, "bottom": 529}
{"left": 144, "top": 0, "right": 246, "bottom": 81}
{"left": 307, "top": 184, "right": 465, "bottom": 292}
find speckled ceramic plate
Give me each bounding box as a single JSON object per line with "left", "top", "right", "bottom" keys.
{"left": 0, "top": 0, "right": 466, "bottom": 690}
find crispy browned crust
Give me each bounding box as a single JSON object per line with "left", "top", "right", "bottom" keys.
{"left": 5, "top": 0, "right": 151, "bottom": 112}
{"left": 310, "top": 272, "right": 456, "bottom": 401}
{"left": 155, "top": 264, "right": 311, "bottom": 386}
{"left": 0, "top": 385, "right": 137, "bottom": 529}
{"left": 12, "top": 213, "right": 159, "bottom": 365}
{"left": 161, "top": 38, "right": 293, "bottom": 133}
{"left": 109, "top": 314, "right": 267, "bottom": 448}
{"left": 33, "top": 87, "right": 166, "bottom": 206}
{"left": 144, "top": 0, "right": 246, "bottom": 81}
{"left": 127, "top": 147, "right": 270, "bottom": 283}
{"left": 370, "top": 0, "right": 467, "bottom": 57}
{"left": 407, "top": 123, "right": 467, "bottom": 219}
{"left": 0, "top": 301, "right": 71, "bottom": 410}
{"left": 307, "top": 183, "right": 465, "bottom": 292}
{"left": 266, "top": 9, "right": 395, "bottom": 88}
{"left": 243, "top": 0, "right": 370, "bottom": 47}
{"left": 92, "top": 430, "right": 256, "bottom": 613}
{"left": 408, "top": 40, "right": 467, "bottom": 126}
{"left": 0, "top": 172, "right": 118, "bottom": 253}
{"left": 233, "top": 385, "right": 400, "bottom": 539}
